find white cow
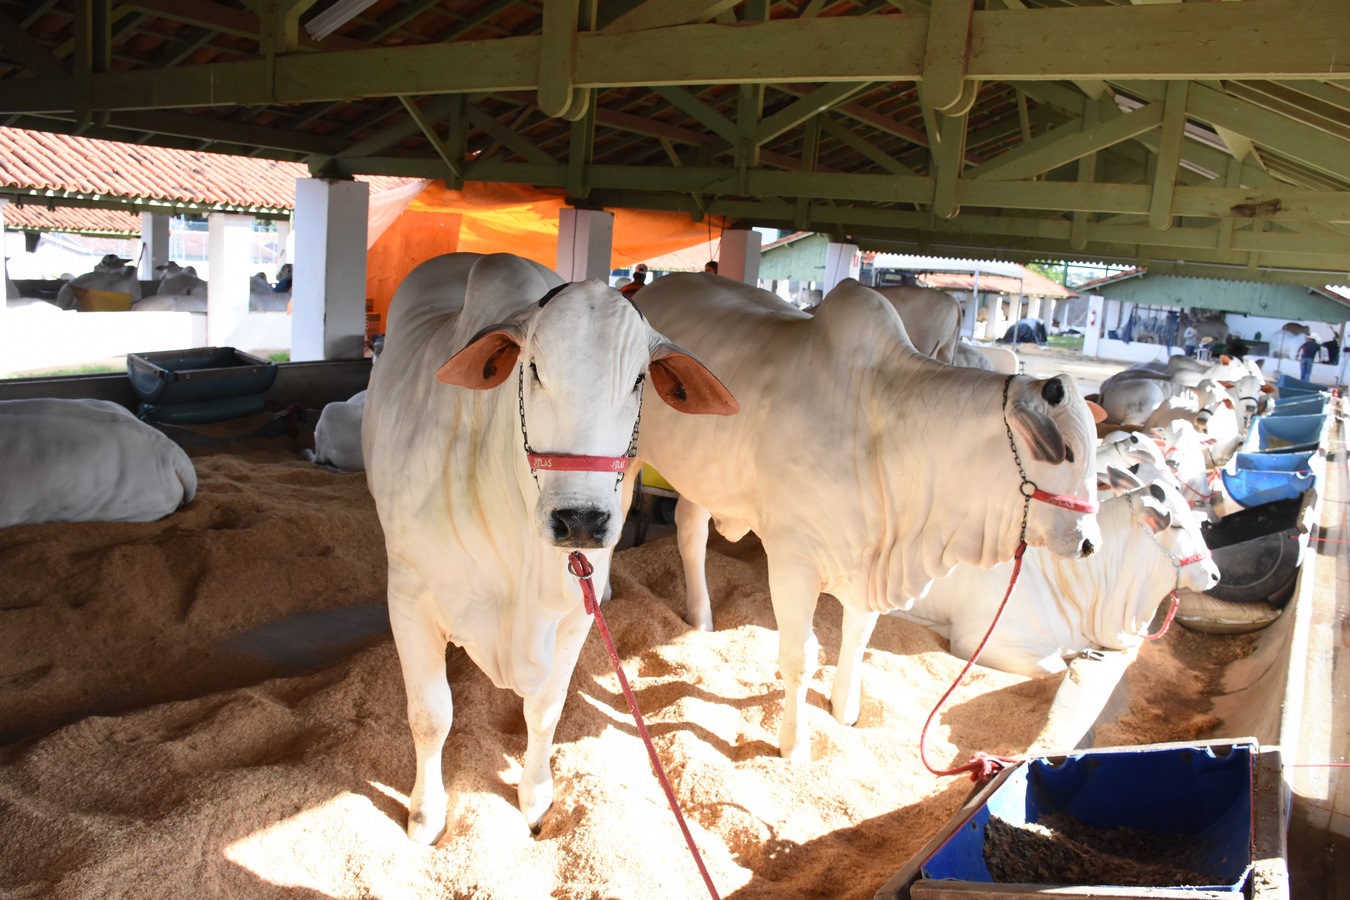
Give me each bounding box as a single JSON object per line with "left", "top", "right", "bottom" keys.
{"left": 55, "top": 254, "right": 142, "bottom": 310}
{"left": 952, "top": 340, "right": 995, "bottom": 370}
{"left": 1099, "top": 428, "right": 1216, "bottom": 521}
{"left": 308, "top": 390, "right": 367, "bottom": 472}
{"left": 873, "top": 285, "right": 962, "bottom": 364}
{"left": 0, "top": 398, "right": 197, "bottom": 528}
{"left": 362, "top": 252, "right": 737, "bottom": 843}
{"left": 250, "top": 271, "right": 290, "bottom": 312}
{"left": 896, "top": 472, "right": 1219, "bottom": 677}
{"left": 155, "top": 261, "right": 208, "bottom": 298}
{"left": 632, "top": 274, "right": 1103, "bottom": 762}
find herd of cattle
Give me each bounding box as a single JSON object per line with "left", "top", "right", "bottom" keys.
{"left": 6, "top": 253, "right": 290, "bottom": 313}
{"left": 0, "top": 251, "right": 1309, "bottom": 843}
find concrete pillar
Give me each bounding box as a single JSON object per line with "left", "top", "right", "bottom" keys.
{"left": 139, "top": 213, "right": 170, "bottom": 281}
{"left": 718, "top": 229, "right": 762, "bottom": 285}
{"left": 960, "top": 291, "right": 979, "bottom": 338}
{"left": 1082, "top": 295, "right": 1106, "bottom": 357}
{"left": 1, "top": 199, "right": 15, "bottom": 302}
{"left": 556, "top": 208, "right": 615, "bottom": 281}
{"left": 206, "top": 213, "right": 255, "bottom": 347}
{"left": 275, "top": 219, "right": 292, "bottom": 272}
{"left": 293, "top": 178, "right": 370, "bottom": 361}
{"left": 1025, "top": 296, "right": 1042, "bottom": 321}
{"left": 1043, "top": 298, "right": 1059, "bottom": 330}
{"left": 823, "top": 241, "right": 860, "bottom": 293}
{"left": 986, "top": 291, "right": 1004, "bottom": 340}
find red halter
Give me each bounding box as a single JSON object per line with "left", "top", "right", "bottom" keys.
{"left": 518, "top": 364, "right": 641, "bottom": 486}
{"left": 1002, "top": 376, "right": 1100, "bottom": 521}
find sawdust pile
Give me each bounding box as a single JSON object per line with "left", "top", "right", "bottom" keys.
{"left": 0, "top": 424, "right": 1241, "bottom": 899}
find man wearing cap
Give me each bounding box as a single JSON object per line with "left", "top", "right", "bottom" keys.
{"left": 620, "top": 263, "right": 648, "bottom": 299}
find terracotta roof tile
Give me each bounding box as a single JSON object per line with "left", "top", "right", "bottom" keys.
{"left": 0, "top": 127, "right": 412, "bottom": 216}
{"left": 2, "top": 203, "right": 140, "bottom": 235}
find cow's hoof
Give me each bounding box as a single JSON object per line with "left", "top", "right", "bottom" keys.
{"left": 407, "top": 807, "right": 447, "bottom": 845}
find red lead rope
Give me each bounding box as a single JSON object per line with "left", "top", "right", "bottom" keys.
{"left": 567, "top": 552, "right": 721, "bottom": 900}
{"left": 918, "top": 542, "right": 1028, "bottom": 782}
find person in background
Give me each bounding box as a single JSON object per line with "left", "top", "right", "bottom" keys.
{"left": 620, "top": 263, "right": 648, "bottom": 299}
{"left": 703, "top": 260, "right": 718, "bottom": 274}
{"left": 1298, "top": 334, "right": 1321, "bottom": 381}
{"left": 273, "top": 263, "right": 293, "bottom": 293}
{"left": 1182, "top": 322, "right": 1198, "bottom": 358}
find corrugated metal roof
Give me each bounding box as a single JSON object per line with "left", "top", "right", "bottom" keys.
{"left": 0, "top": 127, "right": 412, "bottom": 217}
{"left": 1079, "top": 272, "right": 1350, "bottom": 324}
{"left": 2, "top": 202, "right": 140, "bottom": 236}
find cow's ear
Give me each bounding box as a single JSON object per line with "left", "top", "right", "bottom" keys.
{"left": 1137, "top": 484, "right": 1172, "bottom": 532}
{"left": 1010, "top": 399, "right": 1066, "bottom": 464}
{"left": 1085, "top": 399, "right": 1108, "bottom": 423}
{"left": 648, "top": 341, "right": 739, "bottom": 416}
{"left": 1261, "top": 384, "right": 1276, "bottom": 394}
{"left": 436, "top": 324, "right": 524, "bottom": 389}
{"left": 1102, "top": 463, "right": 1143, "bottom": 496}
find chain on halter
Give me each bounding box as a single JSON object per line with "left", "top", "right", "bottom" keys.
{"left": 1000, "top": 375, "right": 1099, "bottom": 546}
{"left": 518, "top": 363, "right": 643, "bottom": 491}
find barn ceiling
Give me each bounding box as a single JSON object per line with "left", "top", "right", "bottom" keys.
{"left": 0, "top": 0, "right": 1347, "bottom": 286}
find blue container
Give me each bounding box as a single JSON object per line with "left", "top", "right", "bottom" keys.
{"left": 1221, "top": 451, "right": 1317, "bottom": 509}
{"left": 127, "top": 346, "right": 278, "bottom": 404}
{"left": 918, "top": 743, "right": 1256, "bottom": 892}
{"left": 1268, "top": 395, "right": 1326, "bottom": 417}
{"left": 1248, "top": 413, "right": 1325, "bottom": 452}
{"left": 1274, "top": 373, "right": 1325, "bottom": 396}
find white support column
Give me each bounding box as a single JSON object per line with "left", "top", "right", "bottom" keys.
{"left": 206, "top": 213, "right": 255, "bottom": 347}
{"left": 1043, "top": 298, "right": 1059, "bottom": 330}
{"left": 1, "top": 199, "right": 15, "bottom": 302}
{"left": 986, "top": 291, "right": 1003, "bottom": 341}
{"left": 275, "top": 219, "right": 292, "bottom": 270}
{"left": 823, "top": 241, "right": 860, "bottom": 293}
{"left": 139, "top": 213, "right": 170, "bottom": 280}
{"left": 961, "top": 291, "right": 979, "bottom": 338}
{"left": 718, "top": 229, "right": 762, "bottom": 285}
{"left": 293, "top": 178, "right": 370, "bottom": 361}
{"left": 1083, "top": 295, "right": 1106, "bottom": 357}
{"left": 1025, "top": 296, "right": 1042, "bottom": 321}
{"left": 556, "top": 208, "right": 615, "bottom": 281}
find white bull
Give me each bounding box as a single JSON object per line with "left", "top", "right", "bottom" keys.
{"left": 55, "top": 254, "right": 142, "bottom": 310}
{"left": 362, "top": 252, "right": 736, "bottom": 843}
{"left": 0, "top": 398, "right": 197, "bottom": 527}
{"left": 633, "top": 274, "right": 1103, "bottom": 762}
{"left": 896, "top": 472, "right": 1219, "bottom": 677}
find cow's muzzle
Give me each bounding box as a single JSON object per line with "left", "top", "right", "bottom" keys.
{"left": 549, "top": 506, "right": 612, "bottom": 548}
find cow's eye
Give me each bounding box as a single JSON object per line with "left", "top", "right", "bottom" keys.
{"left": 634, "top": 372, "right": 645, "bottom": 392}
{"left": 1064, "top": 446, "right": 1075, "bottom": 463}
{"left": 529, "top": 361, "right": 541, "bottom": 384}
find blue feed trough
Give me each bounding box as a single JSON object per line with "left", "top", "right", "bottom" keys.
{"left": 127, "top": 347, "right": 278, "bottom": 424}
{"left": 1268, "top": 395, "right": 1326, "bottom": 417}
{"left": 879, "top": 741, "right": 1258, "bottom": 897}
{"left": 1274, "top": 373, "right": 1326, "bottom": 396}
{"left": 1244, "top": 413, "right": 1325, "bottom": 454}
{"left": 1221, "top": 451, "right": 1317, "bottom": 509}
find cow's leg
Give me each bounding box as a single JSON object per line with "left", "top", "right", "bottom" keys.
{"left": 675, "top": 497, "right": 715, "bottom": 631}
{"left": 831, "top": 604, "right": 879, "bottom": 727}
{"left": 519, "top": 604, "right": 593, "bottom": 832}
{"left": 767, "top": 558, "right": 822, "bottom": 763}
{"left": 388, "top": 588, "right": 453, "bottom": 845}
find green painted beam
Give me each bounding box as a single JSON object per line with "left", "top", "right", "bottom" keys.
{"left": 602, "top": 0, "right": 739, "bottom": 34}
{"left": 968, "top": 101, "right": 1163, "bottom": 181}
{"left": 1148, "top": 79, "right": 1188, "bottom": 230}
{"left": 466, "top": 107, "right": 556, "bottom": 167}
{"left": 753, "top": 82, "right": 872, "bottom": 147}
{"left": 7, "top": 3, "right": 1349, "bottom": 116}
{"left": 652, "top": 86, "right": 738, "bottom": 144}
{"left": 1186, "top": 82, "right": 1350, "bottom": 184}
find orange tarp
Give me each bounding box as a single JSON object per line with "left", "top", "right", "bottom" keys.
{"left": 364, "top": 181, "right": 728, "bottom": 335}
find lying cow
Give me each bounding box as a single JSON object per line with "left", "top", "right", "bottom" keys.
{"left": 633, "top": 274, "right": 1103, "bottom": 762}
{"left": 362, "top": 252, "right": 737, "bottom": 842}
{"left": 155, "top": 261, "right": 208, "bottom": 298}
{"left": 55, "top": 253, "right": 142, "bottom": 310}
{"left": 895, "top": 470, "right": 1219, "bottom": 677}
{"left": 307, "top": 390, "right": 366, "bottom": 472}
{"left": 0, "top": 398, "right": 197, "bottom": 527}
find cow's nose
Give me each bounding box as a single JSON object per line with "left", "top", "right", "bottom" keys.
{"left": 551, "top": 507, "right": 611, "bottom": 547}
{"left": 1079, "top": 537, "right": 1096, "bottom": 558}
{"left": 1208, "top": 569, "right": 1220, "bottom": 587}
